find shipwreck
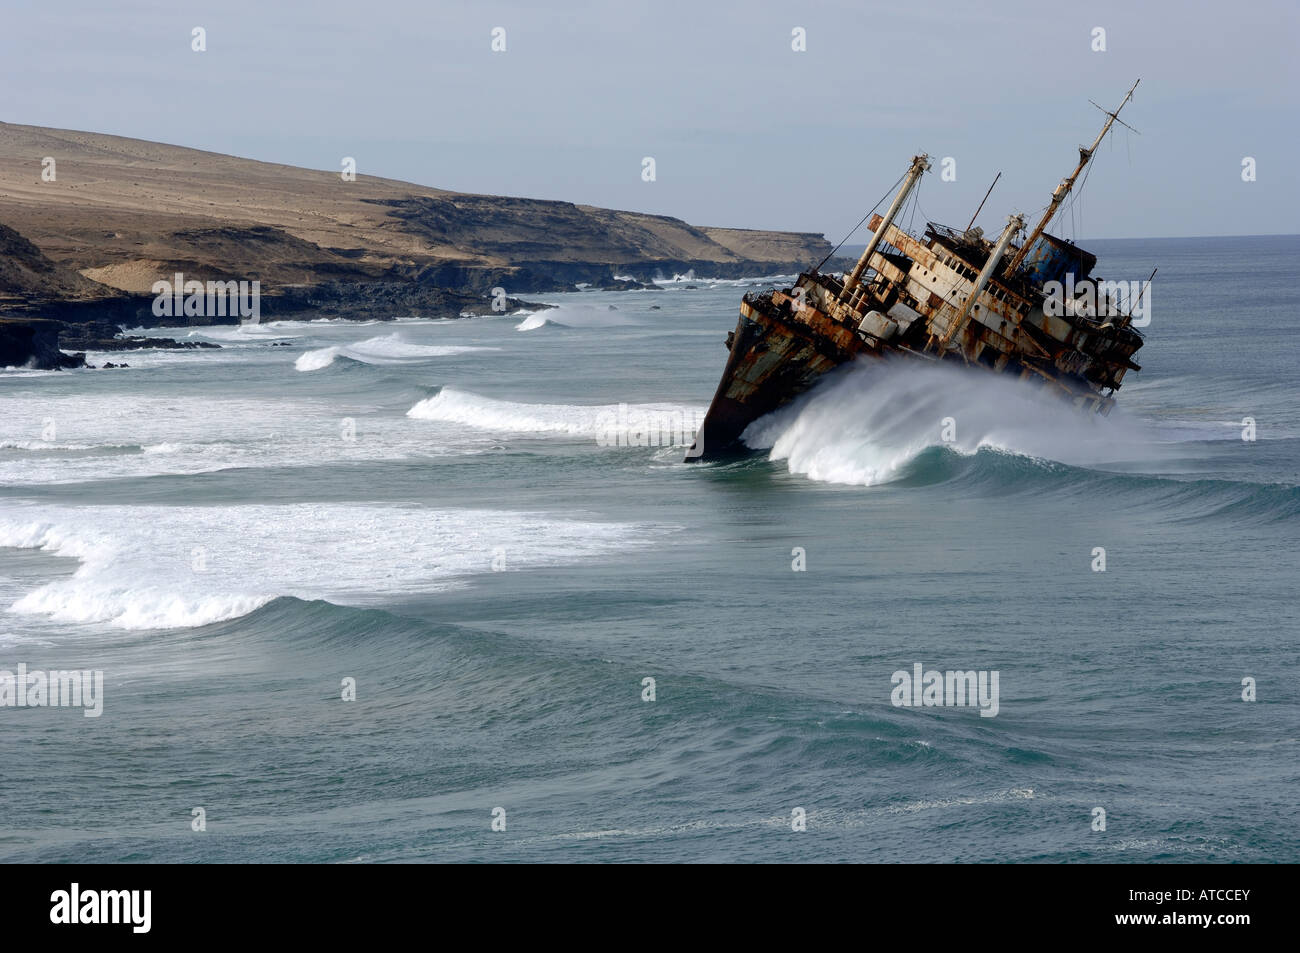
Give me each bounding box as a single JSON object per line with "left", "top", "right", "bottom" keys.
{"left": 687, "top": 81, "right": 1147, "bottom": 461}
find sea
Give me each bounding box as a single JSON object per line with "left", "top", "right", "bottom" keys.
{"left": 1, "top": 235, "right": 1296, "bottom": 863}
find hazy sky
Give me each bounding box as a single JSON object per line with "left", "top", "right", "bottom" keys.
{"left": 3, "top": 0, "right": 1297, "bottom": 240}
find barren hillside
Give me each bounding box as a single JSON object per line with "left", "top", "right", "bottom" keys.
{"left": 0, "top": 122, "right": 830, "bottom": 308}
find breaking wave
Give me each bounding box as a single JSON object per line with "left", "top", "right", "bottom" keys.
{"left": 295, "top": 334, "right": 496, "bottom": 371}
{"left": 876, "top": 444, "right": 1300, "bottom": 523}
{"left": 742, "top": 358, "right": 1172, "bottom": 487}
{"left": 0, "top": 503, "right": 660, "bottom": 630}
{"left": 651, "top": 273, "right": 797, "bottom": 287}
{"left": 515, "top": 305, "right": 637, "bottom": 332}
{"left": 407, "top": 387, "right": 704, "bottom": 444}
{"left": 178, "top": 323, "right": 309, "bottom": 342}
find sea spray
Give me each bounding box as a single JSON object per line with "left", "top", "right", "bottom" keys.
{"left": 743, "top": 357, "right": 1164, "bottom": 486}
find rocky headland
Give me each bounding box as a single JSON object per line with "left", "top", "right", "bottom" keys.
{"left": 0, "top": 121, "right": 836, "bottom": 368}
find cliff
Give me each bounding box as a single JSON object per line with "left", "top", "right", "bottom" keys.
{"left": 0, "top": 121, "right": 831, "bottom": 326}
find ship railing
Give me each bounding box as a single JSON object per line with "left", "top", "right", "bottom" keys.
{"left": 924, "top": 222, "right": 966, "bottom": 244}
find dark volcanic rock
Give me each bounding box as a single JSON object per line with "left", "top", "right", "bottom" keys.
{"left": 250, "top": 281, "right": 541, "bottom": 322}
{"left": 0, "top": 318, "right": 86, "bottom": 369}
{"left": 57, "top": 320, "right": 222, "bottom": 351}
{"left": 55, "top": 320, "right": 214, "bottom": 351}
{"left": 1, "top": 280, "right": 545, "bottom": 331}
{"left": 590, "top": 274, "right": 653, "bottom": 291}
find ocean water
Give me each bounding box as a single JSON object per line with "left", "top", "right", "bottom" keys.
{"left": 1, "top": 236, "right": 1297, "bottom": 863}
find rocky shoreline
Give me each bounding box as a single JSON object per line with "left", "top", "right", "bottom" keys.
{"left": 1, "top": 121, "right": 845, "bottom": 369}
{"left": 0, "top": 261, "right": 851, "bottom": 370}
{"left": 0, "top": 318, "right": 87, "bottom": 370}
{"left": 0, "top": 275, "right": 551, "bottom": 369}
{"left": 0, "top": 261, "right": 858, "bottom": 369}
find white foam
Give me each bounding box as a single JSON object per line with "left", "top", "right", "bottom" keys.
{"left": 177, "top": 323, "right": 305, "bottom": 342}
{"left": 0, "top": 393, "right": 492, "bottom": 486}
{"left": 0, "top": 440, "right": 106, "bottom": 451}
{"left": 514, "top": 313, "right": 551, "bottom": 332}
{"left": 651, "top": 273, "right": 796, "bottom": 287}
{"left": 0, "top": 503, "right": 662, "bottom": 630}
{"left": 0, "top": 368, "right": 65, "bottom": 378}
{"left": 407, "top": 387, "right": 704, "bottom": 445}
{"left": 295, "top": 333, "right": 496, "bottom": 371}
{"left": 744, "top": 358, "right": 1165, "bottom": 486}
{"left": 514, "top": 305, "right": 636, "bottom": 332}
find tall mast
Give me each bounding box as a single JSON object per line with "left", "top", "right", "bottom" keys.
{"left": 940, "top": 212, "right": 1025, "bottom": 352}
{"left": 1002, "top": 79, "right": 1139, "bottom": 278}
{"left": 841, "top": 154, "right": 931, "bottom": 299}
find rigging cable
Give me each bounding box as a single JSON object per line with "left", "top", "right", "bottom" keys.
{"left": 814, "top": 169, "right": 909, "bottom": 271}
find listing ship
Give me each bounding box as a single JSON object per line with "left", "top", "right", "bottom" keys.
{"left": 687, "top": 82, "right": 1146, "bottom": 461}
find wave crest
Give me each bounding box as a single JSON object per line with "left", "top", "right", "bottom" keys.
{"left": 407, "top": 388, "right": 704, "bottom": 445}
{"left": 744, "top": 358, "right": 1165, "bottom": 487}
{"left": 0, "top": 504, "right": 662, "bottom": 630}
{"left": 295, "top": 334, "right": 495, "bottom": 371}
{"left": 515, "top": 305, "right": 636, "bottom": 332}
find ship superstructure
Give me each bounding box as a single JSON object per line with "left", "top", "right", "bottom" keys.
{"left": 688, "top": 82, "right": 1146, "bottom": 461}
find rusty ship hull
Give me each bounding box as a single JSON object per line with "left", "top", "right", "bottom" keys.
{"left": 687, "top": 85, "right": 1147, "bottom": 462}
{"left": 686, "top": 287, "right": 870, "bottom": 459}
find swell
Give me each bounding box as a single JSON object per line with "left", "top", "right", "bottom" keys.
{"left": 888, "top": 445, "right": 1300, "bottom": 524}
{"left": 735, "top": 357, "right": 1299, "bottom": 522}
{"left": 181, "top": 595, "right": 1017, "bottom": 782}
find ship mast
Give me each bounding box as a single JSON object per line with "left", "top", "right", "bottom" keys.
{"left": 841, "top": 154, "right": 931, "bottom": 299}
{"left": 1001, "top": 79, "right": 1140, "bottom": 279}
{"left": 939, "top": 212, "right": 1025, "bottom": 352}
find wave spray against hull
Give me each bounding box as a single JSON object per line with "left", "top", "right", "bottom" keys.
{"left": 742, "top": 358, "right": 1168, "bottom": 487}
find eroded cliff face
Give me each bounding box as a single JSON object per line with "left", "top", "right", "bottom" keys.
{"left": 0, "top": 221, "right": 111, "bottom": 299}
{"left": 0, "top": 121, "right": 831, "bottom": 327}
{"left": 0, "top": 318, "right": 85, "bottom": 369}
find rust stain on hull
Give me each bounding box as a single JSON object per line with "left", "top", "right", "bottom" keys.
{"left": 687, "top": 294, "right": 869, "bottom": 458}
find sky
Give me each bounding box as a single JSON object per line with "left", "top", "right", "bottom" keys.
{"left": 3, "top": 0, "right": 1297, "bottom": 241}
